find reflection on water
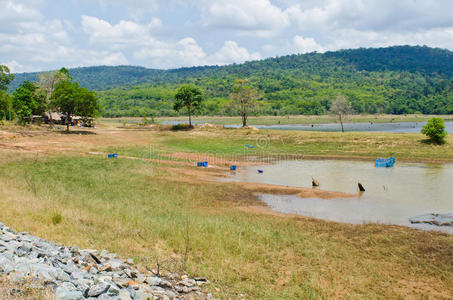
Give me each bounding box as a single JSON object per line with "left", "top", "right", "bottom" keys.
{"left": 229, "top": 160, "right": 453, "bottom": 233}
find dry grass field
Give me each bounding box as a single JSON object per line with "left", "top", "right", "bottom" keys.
{"left": 0, "top": 121, "right": 452, "bottom": 299}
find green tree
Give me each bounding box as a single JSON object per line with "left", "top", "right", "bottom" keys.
{"left": 0, "top": 92, "right": 12, "bottom": 120}
{"left": 0, "top": 65, "right": 14, "bottom": 92}
{"left": 0, "top": 65, "right": 14, "bottom": 121}
{"left": 330, "top": 95, "right": 353, "bottom": 132}
{"left": 421, "top": 117, "right": 447, "bottom": 144}
{"left": 12, "top": 81, "right": 46, "bottom": 123}
{"left": 38, "top": 68, "right": 72, "bottom": 123}
{"left": 51, "top": 80, "right": 99, "bottom": 131}
{"left": 174, "top": 85, "right": 204, "bottom": 127}
{"left": 231, "top": 79, "right": 259, "bottom": 127}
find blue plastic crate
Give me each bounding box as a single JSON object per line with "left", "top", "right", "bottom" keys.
{"left": 197, "top": 162, "right": 203, "bottom": 167}
{"left": 230, "top": 165, "right": 237, "bottom": 171}
{"left": 375, "top": 157, "right": 395, "bottom": 168}
{"left": 202, "top": 162, "right": 208, "bottom": 167}
{"left": 108, "top": 154, "right": 118, "bottom": 158}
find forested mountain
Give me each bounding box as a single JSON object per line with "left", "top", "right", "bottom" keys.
{"left": 10, "top": 45, "right": 453, "bottom": 117}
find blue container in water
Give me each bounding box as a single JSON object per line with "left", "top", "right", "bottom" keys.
{"left": 197, "top": 162, "right": 203, "bottom": 167}
{"left": 203, "top": 162, "right": 209, "bottom": 167}
{"left": 258, "top": 169, "right": 264, "bottom": 174}
{"left": 230, "top": 165, "right": 237, "bottom": 171}
{"left": 108, "top": 154, "right": 118, "bottom": 158}
{"left": 375, "top": 157, "right": 395, "bottom": 168}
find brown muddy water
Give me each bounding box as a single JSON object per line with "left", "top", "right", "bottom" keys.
{"left": 227, "top": 160, "right": 453, "bottom": 233}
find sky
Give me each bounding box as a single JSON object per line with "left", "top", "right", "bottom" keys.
{"left": 1, "top": 0, "right": 453, "bottom": 73}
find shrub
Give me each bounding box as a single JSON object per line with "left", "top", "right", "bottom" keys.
{"left": 51, "top": 212, "right": 63, "bottom": 225}
{"left": 171, "top": 123, "right": 192, "bottom": 131}
{"left": 421, "top": 117, "right": 447, "bottom": 144}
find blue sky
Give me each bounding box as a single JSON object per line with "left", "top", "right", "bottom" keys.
{"left": 1, "top": 0, "right": 453, "bottom": 72}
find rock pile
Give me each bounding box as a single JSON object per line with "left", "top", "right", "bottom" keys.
{"left": 0, "top": 222, "right": 215, "bottom": 300}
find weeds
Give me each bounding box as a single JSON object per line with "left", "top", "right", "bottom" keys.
{"left": 51, "top": 212, "right": 62, "bottom": 225}
{"left": 23, "top": 173, "right": 37, "bottom": 197}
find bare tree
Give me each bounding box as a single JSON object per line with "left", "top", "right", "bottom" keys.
{"left": 231, "top": 79, "right": 259, "bottom": 127}
{"left": 330, "top": 95, "right": 352, "bottom": 132}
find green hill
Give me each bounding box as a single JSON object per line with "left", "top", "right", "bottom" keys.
{"left": 9, "top": 45, "right": 453, "bottom": 117}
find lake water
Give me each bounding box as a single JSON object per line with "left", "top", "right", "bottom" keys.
{"left": 162, "top": 120, "right": 453, "bottom": 133}
{"left": 228, "top": 159, "right": 453, "bottom": 233}
{"left": 225, "top": 121, "right": 453, "bottom": 133}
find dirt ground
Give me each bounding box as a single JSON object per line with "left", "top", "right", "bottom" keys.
{"left": 0, "top": 125, "right": 353, "bottom": 201}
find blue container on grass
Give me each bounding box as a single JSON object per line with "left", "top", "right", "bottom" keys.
{"left": 230, "top": 165, "right": 237, "bottom": 171}
{"left": 203, "top": 162, "right": 209, "bottom": 167}
{"left": 108, "top": 154, "right": 118, "bottom": 158}
{"left": 258, "top": 169, "right": 264, "bottom": 174}
{"left": 197, "top": 162, "right": 203, "bottom": 167}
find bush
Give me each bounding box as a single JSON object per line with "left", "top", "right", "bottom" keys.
{"left": 51, "top": 212, "right": 63, "bottom": 225}
{"left": 421, "top": 117, "right": 447, "bottom": 144}
{"left": 171, "top": 123, "right": 192, "bottom": 131}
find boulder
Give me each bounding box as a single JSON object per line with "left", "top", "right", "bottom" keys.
{"left": 56, "top": 287, "right": 84, "bottom": 300}
{"left": 84, "top": 283, "right": 111, "bottom": 297}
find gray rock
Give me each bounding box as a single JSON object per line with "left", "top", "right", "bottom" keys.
{"left": 56, "top": 287, "right": 84, "bottom": 300}
{"left": 109, "top": 259, "right": 124, "bottom": 270}
{"left": 158, "top": 280, "right": 172, "bottom": 288}
{"left": 72, "top": 278, "right": 91, "bottom": 291}
{"left": 134, "top": 290, "right": 154, "bottom": 300}
{"left": 118, "top": 289, "right": 132, "bottom": 300}
{"left": 84, "top": 283, "right": 111, "bottom": 297}
{"left": 165, "top": 290, "right": 177, "bottom": 299}
{"left": 409, "top": 213, "right": 453, "bottom": 226}
{"left": 0, "top": 256, "right": 14, "bottom": 274}
{"left": 15, "top": 245, "right": 32, "bottom": 257}
{"left": 31, "top": 263, "right": 59, "bottom": 282}
{"left": 0, "top": 222, "right": 214, "bottom": 300}
{"left": 145, "top": 276, "right": 161, "bottom": 286}
{"left": 9, "top": 271, "right": 27, "bottom": 282}
{"left": 178, "top": 279, "right": 196, "bottom": 287}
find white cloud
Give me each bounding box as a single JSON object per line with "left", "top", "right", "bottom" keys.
{"left": 287, "top": 0, "right": 453, "bottom": 33}
{"left": 96, "top": 0, "right": 159, "bottom": 10}
{"left": 328, "top": 28, "right": 453, "bottom": 51}
{"left": 210, "top": 41, "right": 261, "bottom": 65}
{"left": 3, "top": 0, "right": 453, "bottom": 72}
{"left": 1, "top": 60, "right": 25, "bottom": 73}
{"left": 285, "top": 0, "right": 453, "bottom": 53}
{"left": 0, "top": 1, "right": 75, "bottom": 71}
{"left": 134, "top": 38, "right": 261, "bottom": 68}
{"left": 292, "top": 36, "right": 324, "bottom": 53}
{"left": 197, "top": 0, "right": 290, "bottom": 37}
{"left": 0, "top": 0, "right": 42, "bottom": 30}
{"left": 81, "top": 16, "right": 162, "bottom": 47}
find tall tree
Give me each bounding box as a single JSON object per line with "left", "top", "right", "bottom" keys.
{"left": 231, "top": 79, "right": 259, "bottom": 127}
{"left": 12, "top": 81, "right": 46, "bottom": 123}
{"left": 0, "top": 65, "right": 14, "bottom": 92}
{"left": 38, "top": 68, "right": 72, "bottom": 122}
{"left": 174, "top": 85, "right": 204, "bottom": 127}
{"left": 330, "top": 95, "right": 352, "bottom": 132}
{"left": 0, "top": 92, "right": 12, "bottom": 120}
{"left": 50, "top": 80, "right": 99, "bottom": 131}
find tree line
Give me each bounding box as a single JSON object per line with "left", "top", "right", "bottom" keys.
{"left": 0, "top": 66, "right": 99, "bottom": 131}
{"left": 4, "top": 46, "right": 453, "bottom": 119}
